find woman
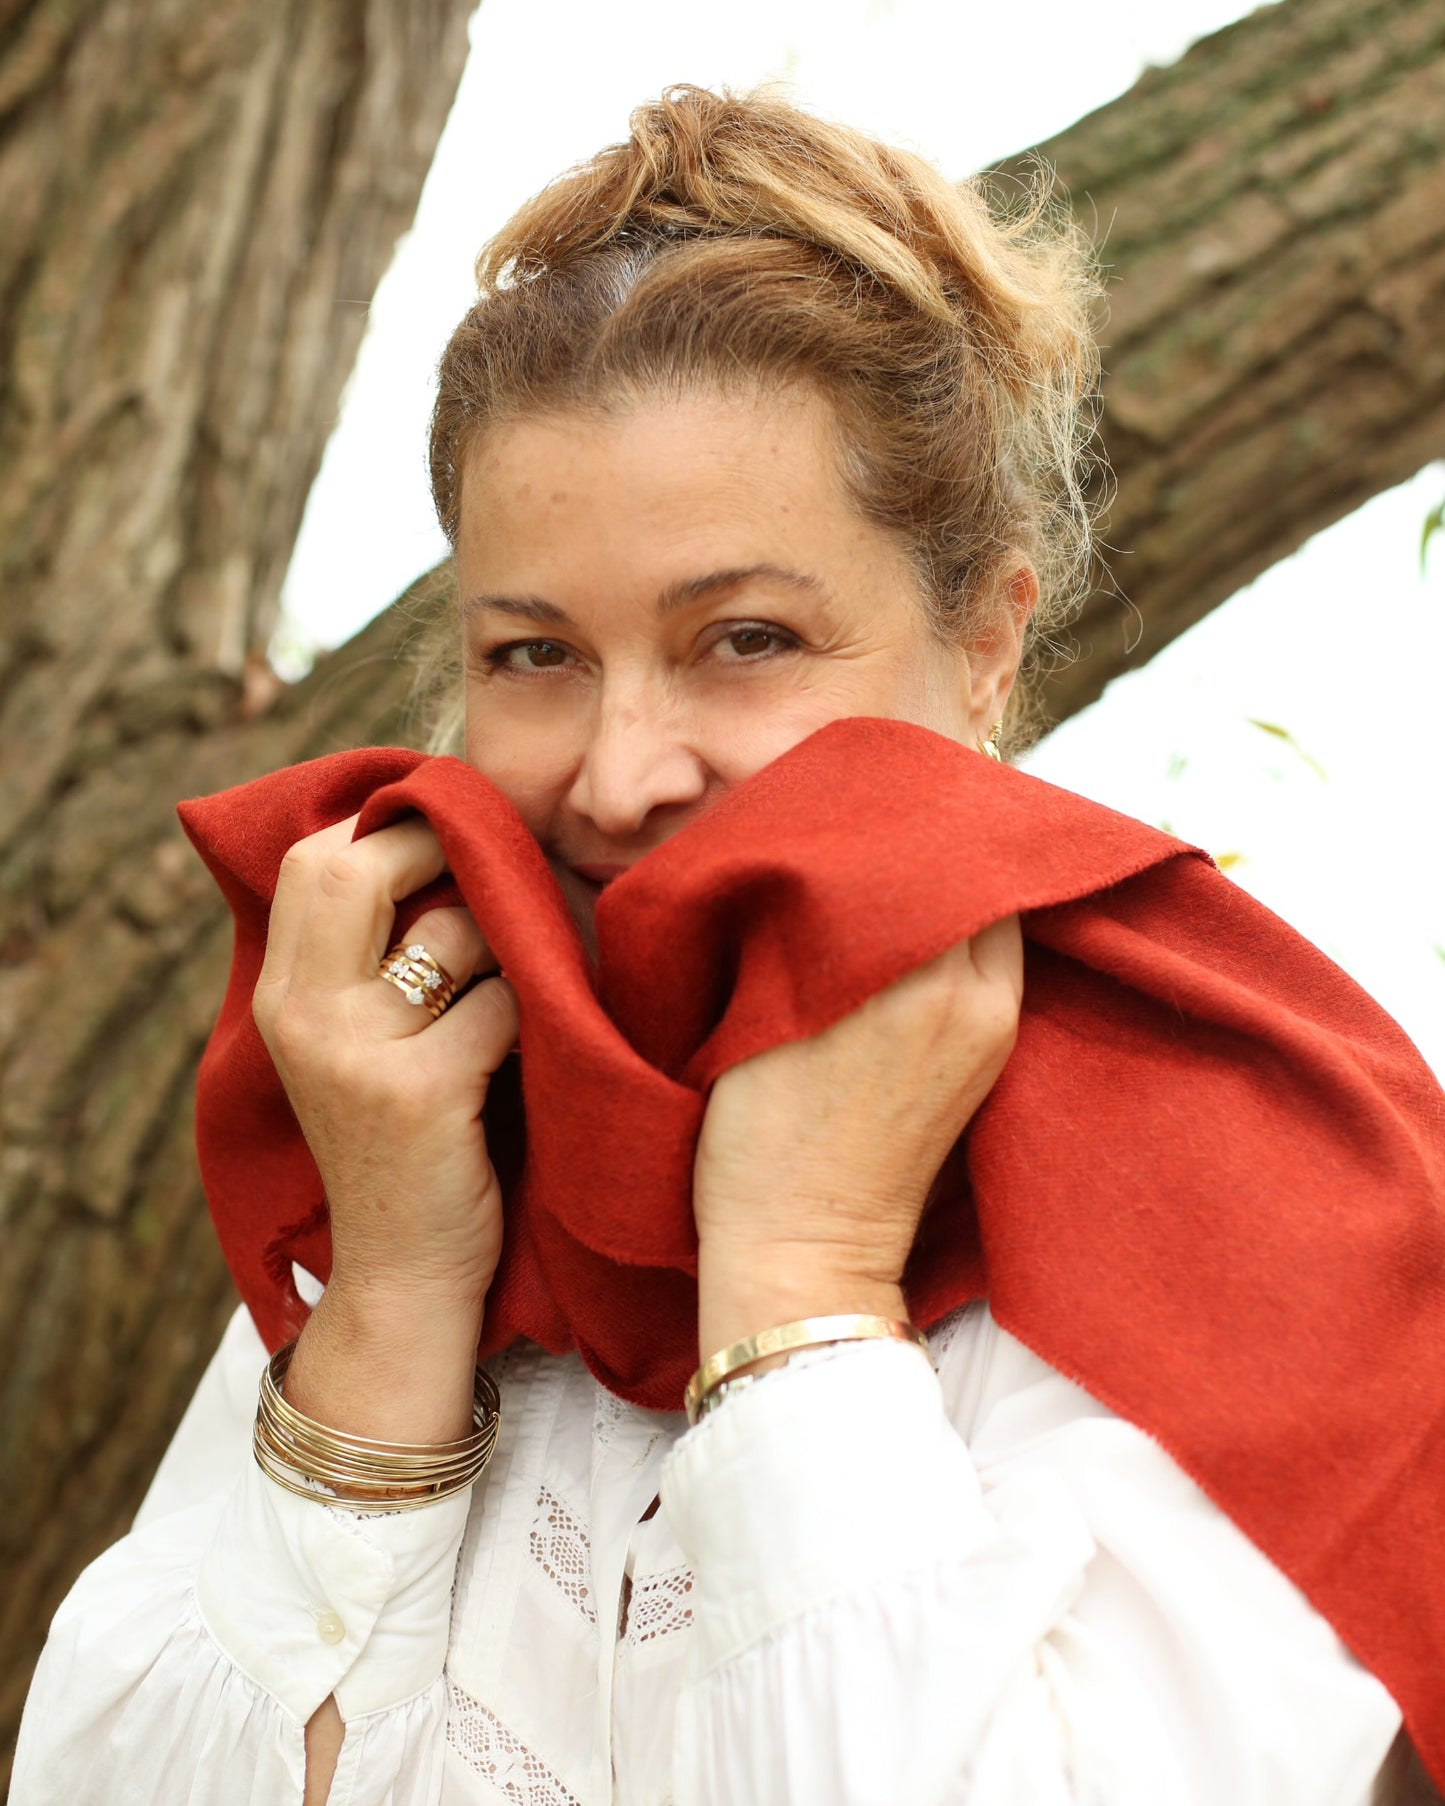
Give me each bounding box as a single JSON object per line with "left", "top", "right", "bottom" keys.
{"left": 13, "top": 84, "right": 1432, "bottom": 1806}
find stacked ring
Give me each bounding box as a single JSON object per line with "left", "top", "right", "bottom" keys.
{"left": 378, "top": 942, "right": 458, "bottom": 1020}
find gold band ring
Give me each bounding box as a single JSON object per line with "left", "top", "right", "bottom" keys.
{"left": 377, "top": 941, "right": 458, "bottom": 1021}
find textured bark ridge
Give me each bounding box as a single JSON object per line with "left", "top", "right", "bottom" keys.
{"left": 1011, "top": 0, "right": 1445, "bottom": 719}
{"left": 0, "top": 0, "right": 472, "bottom": 1774}
{"left": 2, "top": 0, "right": 1443, "bottom": 1785}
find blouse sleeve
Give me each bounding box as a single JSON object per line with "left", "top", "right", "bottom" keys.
{"left": 10, "top": 1303, "right": 469, "bottom": 1806}
{"left": 659, "top": 1325, "right": 1406, "bottom": 1806}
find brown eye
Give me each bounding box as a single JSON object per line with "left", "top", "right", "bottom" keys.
{"left": 728, "top": 628, "right": 773, "bottom": 655}
{"left": 478, "top": 639, "right": 574, "bottom": 674}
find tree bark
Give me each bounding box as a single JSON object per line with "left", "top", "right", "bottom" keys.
{"left": 0, "top": 0, "right": 472, "bottom": 1775}
{"left": 2, "top": 0, "right": 1443, "bottom": 1783}
{"left": 1011, "top": 0, "right": 1445, "bottom": 720}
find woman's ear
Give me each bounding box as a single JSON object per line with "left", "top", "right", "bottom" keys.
{"left": 968, "top": 559, "right": 1039, "bottom": 734}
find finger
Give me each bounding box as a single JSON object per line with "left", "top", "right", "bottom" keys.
{"left": 968, "top": 913, "right": 1024, "bottom": 1003}
{"left": 289, "top": 816, "right": 454, "bottom": 998}
{"left": 419, "top": 972, "right": 521, "bottom": 1094}
{"left": 261, "top": 813, "right": 361, "bottom": 989}
{"left": 372, "top": 905, "right": 497, "bottom": 1040}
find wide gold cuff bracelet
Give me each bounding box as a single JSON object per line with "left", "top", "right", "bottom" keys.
{"left": 684, "top": 1313, "right": 932, "bottom": 1426}
{"left": 253, "top": 1340, "right": 501, "bottom": 1511}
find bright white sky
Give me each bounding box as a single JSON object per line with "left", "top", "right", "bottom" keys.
{"left": 277, "top": 0, "right": 1445, "bottom": 1075}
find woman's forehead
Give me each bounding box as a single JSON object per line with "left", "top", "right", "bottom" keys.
{"left": 461, "top": 386, "right": 839, "bottom": 501}
{"left": 454, "top": 388, "right": 893, "bottom": 594}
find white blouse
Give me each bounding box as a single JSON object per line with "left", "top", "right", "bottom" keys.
{"left": 13, "top": 1291, "right": 1409, "bottom": 1806}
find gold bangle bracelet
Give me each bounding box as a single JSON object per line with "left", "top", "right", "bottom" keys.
{"left": 252, "top": 1341, "right": 501, "bottom": 1511}
{"left": 684, "top": 1314, "right": 932, "bottom": 1426}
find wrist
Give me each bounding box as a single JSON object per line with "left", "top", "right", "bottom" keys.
{"left": 286, "top": 1278, "right": 488, "bottom": 1445}
{"left": 696, "top": 1239, "right": 908, "bottom": 1367}
{"left": 328, "top": 1244, "right": 496, "bottom": 1324}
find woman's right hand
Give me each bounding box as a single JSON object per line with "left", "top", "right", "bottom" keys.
{"left": 250, "top": 810, "right": 519, "bottom": 1444}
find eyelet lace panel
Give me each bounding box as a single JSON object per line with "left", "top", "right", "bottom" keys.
{"left": 623, "top": 1562, "right": 694, "bottom": 1647}
{"left": 926, "top": 1299, "right": 977, "bottom": 1364}
{"left": 447, "top": 1681, "right": 583, "bottom": 1806}
{"left": 593, "top": 1385, "right": 631, "bottom": 1444}
{"left": 593, "top": 1382, "right": 665, "bottom": 1468}
{"left": 528, "top": 1483, "right": 597, "bottom": 1624}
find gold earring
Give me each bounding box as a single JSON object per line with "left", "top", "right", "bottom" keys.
{"left": 977, "top": 720, "right": 1004, "bottom": 762}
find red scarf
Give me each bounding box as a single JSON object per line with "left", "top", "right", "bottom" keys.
{"left": 178, "top": 715, "right": 1445, "bottom": 1787}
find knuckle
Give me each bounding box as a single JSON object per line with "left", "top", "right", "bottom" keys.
{"left": 986, "top": 993, "right": 1022, "bottom": 1053}
{"left": 251, "top": 976, "right": 280, "bottom": 1041}
{"left": 276, "top": 835, "right": 337, "bottom": 895}
{"left": 264, "top": 995, "right": 313, "bottom": 1067}
{"left": 265, "top": 995, "right": 370, "bottom": 1087}
{"left": 930, "top": 972, "right": 1018, "bottom": 1060}
{"left": 315, "top": 845, "right": 371, "bottom": 897}
{"left": 966, "top": 976, "right": 1019, "bottom": 1038}
{"left": 276, "top": 839, "right": 317, "bottom": 885}
{"left": 276, "top": 815, "right": 362, "bottom": 880}
{"left": 969, "top": 999, "right": 1020, "bottom": 1076}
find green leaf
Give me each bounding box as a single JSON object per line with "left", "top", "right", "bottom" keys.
{"left": 1422, "top": 498, "right": 1445, "bottom": 576}
{"left": 1246, "top": 718, "right": 1328, "bottom": 781}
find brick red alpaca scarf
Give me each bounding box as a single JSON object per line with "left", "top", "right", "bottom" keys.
{"left": 178, "top": 716, "right": 1445, "bottom": 1787}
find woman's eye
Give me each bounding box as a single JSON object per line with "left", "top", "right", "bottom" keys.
{"left": 475, "top": 639, "right": 573, "bottom": 674}
{"left": 715, "top": 624, "right": 797, "bottom": 660}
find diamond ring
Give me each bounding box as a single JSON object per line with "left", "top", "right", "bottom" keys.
{"left": 377, "top": 942, "right": 458, "bottom": 1021}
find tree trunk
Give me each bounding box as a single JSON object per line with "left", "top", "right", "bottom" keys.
{"left": 2, "top": 0, "right": 1443, "bottom": 1782}
{"left": 1012, "top": 0, "right": 1445, "bottom": 721}
{"left": 0, "top": 0, "right": 472, "bottom": 1776}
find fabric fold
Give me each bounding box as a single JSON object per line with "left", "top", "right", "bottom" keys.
{"left": 177, "top": 713, "right": 1445, "bottom": 1789}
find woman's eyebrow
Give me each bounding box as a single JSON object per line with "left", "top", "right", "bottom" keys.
{"left": 460, "top": 563, "right": 828, "bottom": 627}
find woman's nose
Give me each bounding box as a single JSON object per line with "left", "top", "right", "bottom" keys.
{"left": 565, "top": 687, "right": 710, "bottom": 841}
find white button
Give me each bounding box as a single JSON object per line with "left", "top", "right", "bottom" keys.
{"left": 317, "top": 1611, "right": 346, "bottom": 1645}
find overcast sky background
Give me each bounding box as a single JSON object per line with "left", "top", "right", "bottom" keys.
{"left": 275, "top": 0, "right": 1445, "bottom": 1075}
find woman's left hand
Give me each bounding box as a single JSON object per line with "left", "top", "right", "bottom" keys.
{"left": 692, "top": 915, "right": 1023, "bottom": 1355}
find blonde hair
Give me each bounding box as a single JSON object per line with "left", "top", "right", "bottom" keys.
{"left": 408, "top": 83, "right": 1108, "bottom": 755}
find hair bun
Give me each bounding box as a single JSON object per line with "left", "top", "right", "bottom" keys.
{"left": 489, "top": 85, "right": 1094, "bottom": 399}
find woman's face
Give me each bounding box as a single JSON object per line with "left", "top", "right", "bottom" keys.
{"left": 456, "top": 384, "right": 1033, "bottom": 960}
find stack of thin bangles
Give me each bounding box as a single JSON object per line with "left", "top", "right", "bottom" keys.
{"left": 253, "top": 1341, "right": 501, "bottom": 1511}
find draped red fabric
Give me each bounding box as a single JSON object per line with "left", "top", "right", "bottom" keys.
{"left": 177, "top": 715, "right": 1445, "bottom": 1786}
